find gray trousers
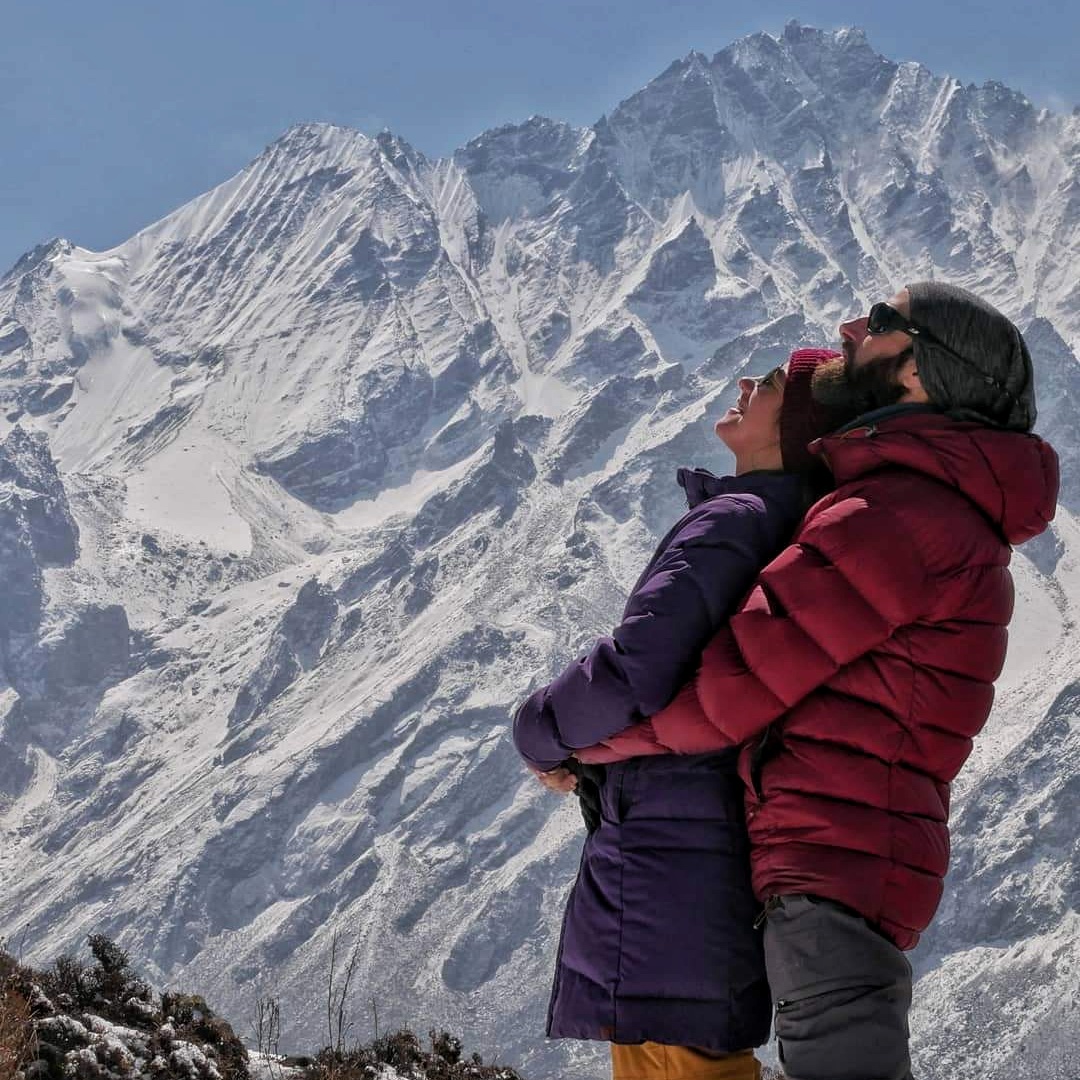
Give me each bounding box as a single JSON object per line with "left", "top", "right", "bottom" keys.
{"left": 761, "top": 895, "right": 913, "bottom": 1080}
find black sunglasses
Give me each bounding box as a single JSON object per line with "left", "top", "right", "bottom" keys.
{"left": 866, "top": 302, "right": 1014, "bottom": 402}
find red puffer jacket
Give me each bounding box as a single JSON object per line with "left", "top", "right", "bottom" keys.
{"left": 578, "top": 408, "right": 1059, "bottom": 949}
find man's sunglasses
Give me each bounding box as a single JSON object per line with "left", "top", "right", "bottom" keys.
{"left": 866, "top": 302, "right": 1014, "bottom": 402}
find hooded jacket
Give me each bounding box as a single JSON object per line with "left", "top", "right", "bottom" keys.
{"left": 514, "top": 468, "right": 808, "bottom": 1047}
{"left": 579, "top": 408, "right": 1059, "bottom": 950}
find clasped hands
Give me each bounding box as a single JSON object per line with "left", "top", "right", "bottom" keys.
{"left": 528, "top": 760, "right": 579, "bottom": 794}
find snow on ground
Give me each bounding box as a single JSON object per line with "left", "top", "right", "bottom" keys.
{"left": 0, "top": 746, "right": 58, "bottom": 834}
{"left": 514, "top": 365, "right": 579, "bottom": 417}
{"left": 331, "top": 450, "right": 485, "bottom": 532}
{"left": 48, "top": 339, "right": 175, "bottom": 473}
{"left": 125, "top": 436, "right": 253, "bottom": 555}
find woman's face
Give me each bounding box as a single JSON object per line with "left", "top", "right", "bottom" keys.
{"left": 714, "top": 364, "right": 786, "bottom": 456}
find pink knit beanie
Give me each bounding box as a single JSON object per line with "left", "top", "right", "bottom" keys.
{"left": 779, "top": 348, "right": 850, "bottom": 472}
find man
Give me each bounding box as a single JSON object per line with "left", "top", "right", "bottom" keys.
{"left": 571, "top": 283, "right": 1060, "bottom": 1080}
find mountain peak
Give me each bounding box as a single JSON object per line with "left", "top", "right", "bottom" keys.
{"left": 274, "top": 119, "right": 366, "bottom": 143}
{"left": 454, "top": 116, "right": 584, "bottom": 220}
{"left": 260, "top": 121, "right": 376, "bottom": 167}
{"left": 3, "top": 237, "right": 74, "bottom": 281}
{"left": 781, "top": 20, "right": 869, "bottom": 48}
{"left": 461, "top": 114, "right": 571, "bottom": 147}
{"left": 375, "top": 128, "right": 428, "bottom": 171}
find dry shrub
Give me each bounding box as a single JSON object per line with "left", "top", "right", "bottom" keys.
{"left": 307, "top": 1027, "right": 521, "bottom": 1080}
{"left": 160, "top": 993, "right": 249, "bottom": 1080}
{"left": 0, "top": 984, "right": 36, "bottom": 1080}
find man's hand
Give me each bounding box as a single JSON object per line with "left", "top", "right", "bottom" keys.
{"left": 528, "top": 763, "right": 578, "bottom": 794}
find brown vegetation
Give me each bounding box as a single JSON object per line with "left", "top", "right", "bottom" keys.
{"left": 0, "top": 935, "right": 248, "bottom": 1080}
{"left": 0, "top": 982, "right": 36, "bottom": 1080}
{"left": 306, "top": 1026, "right": 521, "bottom": 1080}
{"left": 0, "top": 935, "right": 522, "bottom": 1080}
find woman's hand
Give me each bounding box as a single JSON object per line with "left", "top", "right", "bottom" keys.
{"left": 528, "top": 763, "right": 579, "bottom": 794}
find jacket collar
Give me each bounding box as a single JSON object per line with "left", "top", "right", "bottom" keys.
{"left": 832, "top": 403, "right": 941, "bottom": 436}
{"left": 676, "top": 466, "right": 802, "bottom": 510}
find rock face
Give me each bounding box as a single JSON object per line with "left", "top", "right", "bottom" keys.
{"left": 0, "top": 427, "right": 79, "bottom": 676}
{"left": 226, "top": 579, "right": 337, "bottom": 734}
{"left": 0, "top": 427, "right": 78, "bottom": 567}
{"left": 35, "top": 604, "right": 131, "bottom": 695}
{"left": 0, "top": 428, "right": 81, "bottom": 803}
{"left": 1, "top": 22, "right": 1079, "bottom": 1080}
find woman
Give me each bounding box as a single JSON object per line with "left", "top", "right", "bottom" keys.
{"left": 513, "top": 349, "right": 854, "bottom": 1080}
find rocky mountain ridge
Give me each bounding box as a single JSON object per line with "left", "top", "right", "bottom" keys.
{"left": 1, "top": 21, "right": 1077, "bottom": 1080}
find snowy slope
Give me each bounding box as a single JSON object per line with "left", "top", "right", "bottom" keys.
{"left": 1, "top": 21, "right": 1078, "bottom": 1080}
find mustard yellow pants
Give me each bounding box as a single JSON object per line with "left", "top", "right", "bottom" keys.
{"left": 610, "top": 1042, "right": 761, "bottom": 1080}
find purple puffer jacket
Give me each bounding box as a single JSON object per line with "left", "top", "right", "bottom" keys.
{"left": 513, "top": 468, "right": 807, "bottom": 1049}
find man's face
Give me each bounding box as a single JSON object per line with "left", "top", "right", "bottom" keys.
{"left": 814, "top": 287, "right": 925, "bottom": 413}
{"left": 839, "top": 288, "right": 913, "bottom": 371}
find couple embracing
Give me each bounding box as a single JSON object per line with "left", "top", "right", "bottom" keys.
{"left": 513, "top": 283, "right": 1060, "bottom": 1080}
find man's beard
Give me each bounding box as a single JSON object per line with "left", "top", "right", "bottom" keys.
{"left": 811, "top": 347, "right": 913, "bottom": 415}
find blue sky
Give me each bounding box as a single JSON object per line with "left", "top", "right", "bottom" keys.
{"left": 3, "top": 0, "right": 1077, "bottom": 273}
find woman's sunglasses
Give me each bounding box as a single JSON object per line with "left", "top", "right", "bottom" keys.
{"left": 866, "top": 302, "right": 1014, "bottom": 402}
{"left": 752, "top": 366, "right": 786, "bottom": 392}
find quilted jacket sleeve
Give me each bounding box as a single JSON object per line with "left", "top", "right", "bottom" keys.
{"left": 512, "top": 497, "right": 770, "bottom": 771}
{"left": 584, "top": 486, "right": 933, "bottom": 760}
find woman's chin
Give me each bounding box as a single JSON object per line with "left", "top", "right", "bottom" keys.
{"left": 714, "top": 414, "right": 739, "bottom": 441}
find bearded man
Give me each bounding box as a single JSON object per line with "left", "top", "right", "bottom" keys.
{"left": 572, "top": 283, "right": 1060, "bottom": 1080}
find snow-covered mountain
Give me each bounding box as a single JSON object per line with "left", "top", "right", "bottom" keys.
{"left": 1, "top": 21, "right": 1077, "bottom": 1079}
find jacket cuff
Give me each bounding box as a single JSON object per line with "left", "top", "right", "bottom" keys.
{"left": 512, "top": 688, "right": 570, "bottom": 772}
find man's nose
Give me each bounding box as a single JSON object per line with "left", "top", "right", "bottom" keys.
{"left": 839, "top": 316, "right": 869, "bottom": 346}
